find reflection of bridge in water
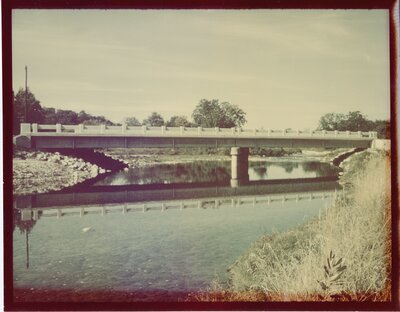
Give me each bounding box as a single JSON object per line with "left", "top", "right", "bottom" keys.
{"left": 15, "top": 177, "right": 341, "bottom": 220}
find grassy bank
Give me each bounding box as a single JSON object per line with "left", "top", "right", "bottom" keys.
{"left": 193, "top": 150, "right": 391, "bottom": 302}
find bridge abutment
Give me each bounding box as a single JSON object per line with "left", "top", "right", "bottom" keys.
{"left": 230, "top": 147, "right": 250, "bottom": 187}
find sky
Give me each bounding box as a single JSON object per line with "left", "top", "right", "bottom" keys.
{"left": 12, "top": 9, "right": 390, "bottom": 129}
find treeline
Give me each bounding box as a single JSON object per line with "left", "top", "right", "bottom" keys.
{"left": 318, "top": 111, "right": 390, "bottom": 139}
{"left": 13, "top": 88, "right": 115, "bottom": 134}
{"left": 114, "top": 98, "right": 247, "bottom": 128}
{"left": 13, "top": 89, "right": 247, "bottom": 134}
{"left": 14, "top": 87, "right": 390, "bottom": 139}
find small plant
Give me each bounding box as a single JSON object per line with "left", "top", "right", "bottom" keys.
{"left": 317, "top": 251, "right": 347, "bottom": 296}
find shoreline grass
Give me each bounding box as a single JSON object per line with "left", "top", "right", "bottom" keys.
{"left": 192, "top": 150, "right": 391, "bottom": 302}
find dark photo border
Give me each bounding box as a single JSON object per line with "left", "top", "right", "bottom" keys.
{"left": 2, "top": 0, "right": 399, "bottom": 310}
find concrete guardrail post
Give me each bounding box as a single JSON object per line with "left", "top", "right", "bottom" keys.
{"left": 21, "top": 209, "right": 32, "bottom": 221}
{"left": 323, "top": 130, "right": 326, "bottom": 136}
{"left": 346, "top": 131, "right": 350, "bottom": 137}
{"left": 121, "top": 124, "right": 126, "bottom": 134}
{"left": 142, "top": 125, "right": 147, "bottom": 134}
{"left": 283, "top": 129, "right": 286, "bottom": 136}
{"left": 20, "top": 123, "right": 31, "bottom": 134}
{"left": 32, "top": 123, "right": 38, "bottom": 133}
{"left": 77, "top": 124, "right": 84, "bottom": 134}
{"left": 56, "top": 123, "right": 62, "bottom": 133}
{"left": 180, "top": 126, "right": 184, "bottom": 135}
{"left": 296, "top": 129, "right": 299, "bottom": 136}
{"left": 215, "top": 127, "right": 219, "bottom": 134}
{"left": 231, "top": 127, "right": 235, "bottom": 135}
{"left": 267, "top": 128, "right": 271, "bottom": 136}
{"left": 197, "top": 127, "right": 202, "bottom": 135}
{"left": 357, "top": 131, "right": 361, "bottom": 137}
{"left": 334, "top": 130, "right": 338, "bottom": 137}
{"left": 100, "top": 124, "right": 106, "bottom": 134}
{"left": 309, "top": 129, "right": 313, "bottom": 136}
{"left": 161, "top": 126, "right": 166, "bottom": 134}
{"left": 253, "top": 128, "right": 257, "bottom": 135}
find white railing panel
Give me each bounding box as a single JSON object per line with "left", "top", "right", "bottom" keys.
{"left": 62, "top": 125, "right": 78, "bottom": 130}
{"left": 38, "top": 125, "right": 57, "bottom": 130}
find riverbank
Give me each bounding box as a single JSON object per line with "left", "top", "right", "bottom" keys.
{"left": 12, "top": 147, "right": 355, "bottom": 195}
{"left": 13, "top": 149, "right": 108, "bottom": 195}
{"left": 192, "top": 150, "right": 391, "bottom": 301}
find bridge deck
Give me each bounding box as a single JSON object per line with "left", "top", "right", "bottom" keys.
{"left": 15, "top": 123, "right": 377, "bottom": 149}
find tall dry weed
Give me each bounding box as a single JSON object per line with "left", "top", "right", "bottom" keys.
{"left": 200, "top": 151, "right": 391, "bottom": 301}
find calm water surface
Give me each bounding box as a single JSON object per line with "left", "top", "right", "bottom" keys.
{"left": 95, "top": 160, "right": 338, "bottom": 185}
{"left": 13, "top": 160, "right": 339, "bottom": 296}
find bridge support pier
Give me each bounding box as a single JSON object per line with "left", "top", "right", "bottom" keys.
{"left": 230, "top": 147, "right": 249, "bottom": 187}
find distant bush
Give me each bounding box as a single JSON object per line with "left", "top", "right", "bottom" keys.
{"left": 318, "top": 111, "right": 390, "bottom": 139}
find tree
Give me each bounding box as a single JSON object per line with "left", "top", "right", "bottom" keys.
{"left": 42, "top": 107, "right": 58, "bottom": 124}
{"left": 13, "top": 88, "right": 116, "bottom": 133}
{"left": 219, "top": 101, "right": 247, "bottom": 128}
{"left": 124, "top": 117, "right": 141, "bottom": 126}
{"left": 317, "top": 113, "right": 346, "bottom": 131}
{"left": 82, "top": 115, "right": 114, "bottom": 126}
{"left": 41, "top": 108, "right": 114, "bottom": 125}
{"left": 342, "top": 111, "right": 374, "bottom": 132}
{"left": 373, "top": 120, "right": 390, "bottom": 139}
{"left": 166, "top": 115, "right": 191, "bottom": 127}
{"left": 318, "top": 111, "right": 390, "bottom": 138}
{"left": 143, "top": 112, "right": 165, "bottom": 126}
{"left": 13, "top": 88, "right": 45, "bottom": 134}
{"left": 51, "top": 109, "right": 79, "bottom": 124}
{"left": 192, "top": 99, "right": 246, "bottom": 128}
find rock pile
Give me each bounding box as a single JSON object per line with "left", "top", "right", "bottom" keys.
{"left": 13, "top": 150, "right": 108, "bottom": 195}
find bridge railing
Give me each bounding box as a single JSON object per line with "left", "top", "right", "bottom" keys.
{"left": 20, "top": 123, "right": 378, "bottom": 139}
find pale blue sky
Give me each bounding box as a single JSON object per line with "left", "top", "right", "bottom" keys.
{"left": 12, "top": 9, "right": 390, "bottom": 129}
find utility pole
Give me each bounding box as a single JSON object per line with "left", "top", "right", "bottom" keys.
{"left": 25, "top": 66, "right": 28, "bottom": 122}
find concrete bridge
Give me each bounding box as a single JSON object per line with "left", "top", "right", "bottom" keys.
{"left": 15, "top": 123, "right": 377, "bottom": 150}
{"left": 14, "top": 177, "right": 341, "bottom": 221}
{"left": 14, "top": 123, "right": 376, "bottom": 183}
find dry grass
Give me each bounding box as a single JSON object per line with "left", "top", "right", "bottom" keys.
{"left": 192, "top": 151, "right": 391, "bottom": 302}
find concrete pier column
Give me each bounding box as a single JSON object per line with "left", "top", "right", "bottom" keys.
{"left": 230, "top": 147, "right": 249, "bottom": 187}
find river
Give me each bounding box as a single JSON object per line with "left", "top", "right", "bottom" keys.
{"left": 13, "top": 160, "right": 341, "bottom": 300}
